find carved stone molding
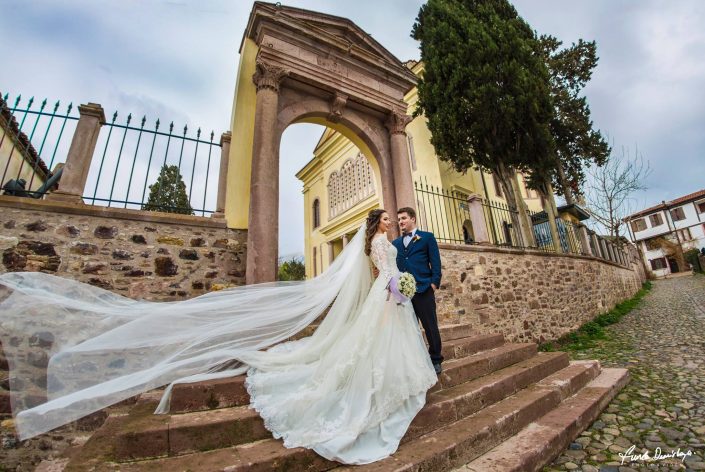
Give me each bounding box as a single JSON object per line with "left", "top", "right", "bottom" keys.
{"left": 385, "top": 111, "right": 412, "bottom": 136}
{"left": 328, "top": 92, "right": 348, "bottom": 123}
{"left": 252, "top": 60, "right": 289, "bottom": 93}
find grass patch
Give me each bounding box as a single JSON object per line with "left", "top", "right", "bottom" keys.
{"left": 539, "top": 281, "right": 652, "bottom": 352}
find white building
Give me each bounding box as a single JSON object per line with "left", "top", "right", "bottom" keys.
{"left": 625, "top": 189, "right": 705, "bottom": 277}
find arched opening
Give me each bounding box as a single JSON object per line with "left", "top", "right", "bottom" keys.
{"left": 280, "top": 117, "right": 384, "bottom": 280}
{"left": 462, "top": 219, "right": 475, "bottom": 244}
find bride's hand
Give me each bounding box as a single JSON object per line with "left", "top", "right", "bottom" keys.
{"left": 372, "top": 267, "right": 379, "bottom": 278}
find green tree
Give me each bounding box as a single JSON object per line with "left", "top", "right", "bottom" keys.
{"left": 142, "top": 164, "right": 194, "bottom": 215}
{"left": 412, "top": 0, "right": 555, "bottom": 246}
{"left": 530, "top": 35, "right": 610, "bottom": 205}
{"left": 277, "top": 257, "right": 306, "bottom": 281}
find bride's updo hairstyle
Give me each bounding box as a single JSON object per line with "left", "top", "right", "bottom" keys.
{"left": 364, "top": 209, "right": 387, "bottom": 256}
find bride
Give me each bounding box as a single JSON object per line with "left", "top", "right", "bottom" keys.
{"left": 0, "top": 209, "right": 437, "bottom": 464}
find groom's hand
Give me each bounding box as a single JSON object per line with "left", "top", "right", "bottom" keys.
{"left": 431, "top": 283, "right": 437, "bottom": 292}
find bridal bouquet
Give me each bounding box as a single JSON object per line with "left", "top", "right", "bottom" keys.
{"left": 398, "top": 272, "right": 416, "bottom": 298}
{"left": 388, "top": 272, "right": 416, "bottom": 304}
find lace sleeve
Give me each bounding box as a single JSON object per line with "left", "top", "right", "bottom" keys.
{"left": 370, "top": 237, "right": 393, "bottom": 280}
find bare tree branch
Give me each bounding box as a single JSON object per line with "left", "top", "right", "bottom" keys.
{"left": 583, "top": 143, "right": 651, "bottom": 239}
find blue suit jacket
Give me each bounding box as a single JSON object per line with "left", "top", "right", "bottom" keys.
{"left": 392, "top": 230, "right": 442, "bottom": 294}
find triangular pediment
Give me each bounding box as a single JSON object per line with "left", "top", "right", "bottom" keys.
{"left": 245, "top": 2, "right": 413, "bottom": 77}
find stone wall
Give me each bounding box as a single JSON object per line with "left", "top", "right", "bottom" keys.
{"left": 0, "top": 196, "right": 247, "bottom": 416}
{"left": 435, "top": 244, "right": 647, "bottom": 345}
{"left": 0, "top": 196, "right": 247, "bottom": 300}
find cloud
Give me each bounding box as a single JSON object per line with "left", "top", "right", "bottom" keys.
{"left": 2, "top": 0, "right": 703, "bottom": 254}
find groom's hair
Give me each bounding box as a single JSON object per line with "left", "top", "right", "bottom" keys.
{"left": 397, "top": 207, "right": 416, "bottom": 221}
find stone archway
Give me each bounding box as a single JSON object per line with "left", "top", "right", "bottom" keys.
{"left": 229, "top": 3, "right": 418, "bottom": 284}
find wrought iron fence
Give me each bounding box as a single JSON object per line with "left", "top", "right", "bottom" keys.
{"left": 413, "top": 180, "right": 634, "bottom": 266}
{"left": 85, "top": 112, "right": 220, "bottom": 216}
{"left": 0, "top": 93, "right": 78, "bottom": 198}
{"left": 529, "top": 210, "right": 584, "bottom": 255}
{"left": 1, "top": 92, "right": 222, "bottom": 216}
{"left": 413, "top": 180, "right": 473, "bottom": 245}
{"left": 481, "top": 198, "right": 525, "bottom": 248}
{"left": 413, "top": 180, "right": 527, "bottom": 248}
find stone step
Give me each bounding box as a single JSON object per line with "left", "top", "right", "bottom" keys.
{"left": 99, "top": 360, "right": 599, "bottom": 472}
{"left": 432, "top": 342, "right": 538, "bottom": 391}
{"left": 463, "top": 368, "right": 630, "bottom": 472}
{"left": 73, "top": 356, "right": 598, "bottom": 471}
{"left": 103, "top": 342, "right": 534, "bottom": 462}
{"left": 166, "top": 333, "right": 505, "bottom": 414}
{"left": 436, "top": 323, "right": 477, "bottom": 342}
{"left": 113, "top": 439, "right": 338, "bottom": 472}
{"left": 402, "top": 352, "right": 579, "bottom": 443}
{"left": 441, "top": 333, "right": 505, "bottom": 361}
{"left": 337, "top": 362, "right": 610, "bottom": 471}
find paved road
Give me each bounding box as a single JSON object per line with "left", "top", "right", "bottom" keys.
{"left": 541, "top": 275, "right": 705, "bottom": 471}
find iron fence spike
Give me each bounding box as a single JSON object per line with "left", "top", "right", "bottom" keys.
{"left": 52, "top": 100, "right": 60, "bottom": 112}
{"left": 112, "top": 111, "right": 118, "bottom": 122}
{"left": 155, "top": 118, "right": 160, "bottom": 130}
{"left": 126, "top": 113, "right": 132, "bottom": 124}
{"left": 141, "top": 115, "right": 146, "bottom": 127}
{"left": 40, "top": 98, "right": 47, "bottom": 109}
{"left": 197, "top": 127, "right": 201, "bottom": 138}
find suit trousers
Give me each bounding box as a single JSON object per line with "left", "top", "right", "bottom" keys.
{"left": 411, "top": 287, "right": 444, "bottom": 364}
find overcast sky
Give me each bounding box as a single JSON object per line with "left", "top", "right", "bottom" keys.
{"left": 2, "top": 0, "right": 703, "bottom": 257}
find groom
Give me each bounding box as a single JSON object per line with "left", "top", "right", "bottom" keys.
{"left": 393, "top": 207, "right": 444, "bottom": 374}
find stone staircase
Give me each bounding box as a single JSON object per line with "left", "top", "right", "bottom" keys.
{"left": 65, "top": 323, "right": 629, "bottom": 471}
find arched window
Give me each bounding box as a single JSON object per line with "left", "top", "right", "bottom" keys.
{"left": 312, "top": 198, "right": 320, "bottom": 229}
{"left": 326, "top": 153, "right": 376, "bottom": 220}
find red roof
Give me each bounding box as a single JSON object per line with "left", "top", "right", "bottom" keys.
{"left": 626, "top": 188, "right": 705, "bottom": 220}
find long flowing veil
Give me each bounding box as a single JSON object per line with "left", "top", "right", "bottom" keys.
{"left": 0, "top": 223, "right": 371, "bottom": 440}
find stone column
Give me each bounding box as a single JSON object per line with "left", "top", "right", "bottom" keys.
{"left": 467, "top": 194, "right": 490, "bottom": 243}
{"left": 342, "top": 234, "right": 349, "bottom": 247}
{"left": 591, "top": 233, "right": 602, "bottom": 258}
{"left": 599, "top": 238, "right": 609, "bottom": 262}
{"left": 246, "top": 60, "right": 289, "bottom": 284}
{"left": 378, "top": 153, "right": 399, "bottom": 239}
{"left": 212, "top": 131, "right": 231, "bottom": 218}
{"left": 386, "top": 110, "right": 415, "bottom": 211}
{"left": 328, "top": 241, "right": 335, "bottom": 264}
{"left": 48, "top": 103, "right": 105, "bottom": 203}
{"left": 578, "top": 225, "right": 592, "bottom": 256}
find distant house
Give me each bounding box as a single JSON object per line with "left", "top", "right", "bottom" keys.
{"left": 624, "top": 189, "right": 705, "bottom": 276}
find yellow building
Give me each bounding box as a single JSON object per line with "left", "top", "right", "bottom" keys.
{"left": 296, "top": 61, "right": 545, "bottom": 279}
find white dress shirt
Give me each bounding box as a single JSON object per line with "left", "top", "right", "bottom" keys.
{"left": 403, "top": 228, "right": 417, "bottom": 248}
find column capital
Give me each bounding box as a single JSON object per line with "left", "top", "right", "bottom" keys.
{"left": 219, "top": 131, "right": 232, "bottom": 146}
{"left": 252, "top": 60, "right": 289, "bottom": 93}
{"left": 78, "top": 103, "right": 106, "bottom": 123}
{"left": 385, "top": 110, "right": 412, "bottom": 136}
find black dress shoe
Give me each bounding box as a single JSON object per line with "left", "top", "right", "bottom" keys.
{"left": 433, "top": 363, "right": 442, "bottom": 374}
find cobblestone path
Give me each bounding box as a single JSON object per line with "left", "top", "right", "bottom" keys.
{"left": 541, "top": 275, "right": 705, "bottom": 472}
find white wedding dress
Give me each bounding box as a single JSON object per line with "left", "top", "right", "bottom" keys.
{"left": 244, "top": 234, "right": 437, "bottom": 463}
{"left": 0, "top": 225, "right": 436, "bottom": 464}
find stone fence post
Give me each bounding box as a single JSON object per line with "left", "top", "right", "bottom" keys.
{"left": 212, "top": 131, "right": 231, "bottom": 218}
{"left": 590, "top": 233, "right": 602, "bottom": 259}
{"left": 48, "top": 103, "right": 105, "bottom": 203}
{"left": 578, "top": 225, "right": 592, "bottom": 256}
{"left": 467, "top": 194, "right": 490, "bottom": 244}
